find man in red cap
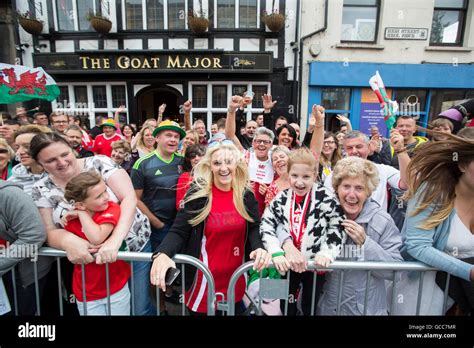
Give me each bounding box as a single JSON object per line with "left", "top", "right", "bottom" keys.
{"left": 92, "top": 118, "right": 123, "bottom": 157}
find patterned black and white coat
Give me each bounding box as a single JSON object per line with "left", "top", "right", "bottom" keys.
{"left": 260, "top": 183, "right": 347, "bottom": 261}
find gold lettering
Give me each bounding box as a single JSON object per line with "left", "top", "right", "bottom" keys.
{"left": 90, "top": 58, "right": 101, "bottom": 69}
{"left": 131, "top": 58, "right": 141, "bottom": 69}
{"left": 192, "top": 58, "right": 200, "bottom": 68}
{"left": 201, "top": 58, "right": 211, "bottom": 69}
{"left": 141, "top": 58, "right": 151, "bottom": 69}
{"left": 167, "top": 56, "right": 181, "bottom": 68}
{"left": 117, "top": 56, "right": 130, "bottom": 69}
{"left": 103, "top": 58, "right": 110, "bottom": 69}
{"left": 213, "top": 58, "right": 222, "bottom": 68}
{"left": 150, "top": 57, "right": 160, "bottom": 68}
{"left": 182, "top": 58, "right": 192, "bottom": 69}
{"left": 80, "top": 56, "right": 90, "bottom": 69}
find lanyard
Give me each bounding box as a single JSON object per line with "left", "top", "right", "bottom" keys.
{"left": 289, "top": 189, "right": 311, "bottom": 250}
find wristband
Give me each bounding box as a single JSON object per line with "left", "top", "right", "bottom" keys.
{"left": 272, "top": 251, "right": 285, "bottom": 258}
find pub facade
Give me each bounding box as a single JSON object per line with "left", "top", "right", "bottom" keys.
{"left": 14, "top": 0, "right": 297, "bottom": 129}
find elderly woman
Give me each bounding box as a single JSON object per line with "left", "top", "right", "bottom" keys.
{"left": 317, "top": 156, "right": 403, "bottom": 315}
{"left": 0, "top": 138, "right": 15, "bottom": 180}
{"left": 111, "top": 140, "right": 138, "bottom": 174}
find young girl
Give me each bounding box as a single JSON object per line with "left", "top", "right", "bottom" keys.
{"left": 260, "top": 147, "right": 346, "bottom": 315}
{"left": 63, "top": 171, "right": 131, "bottom": 315}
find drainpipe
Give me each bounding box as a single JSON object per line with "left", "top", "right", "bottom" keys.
{"left": 296, "top": 0, "right": 328, "bottom": 123}
{"left": 291, "top": 0, "right": 301, "bottom": 121}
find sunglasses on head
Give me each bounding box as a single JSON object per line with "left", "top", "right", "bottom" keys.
{"left": 207, "top": 139, "right": 234, "bottom": 149}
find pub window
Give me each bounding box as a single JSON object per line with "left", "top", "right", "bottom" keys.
{"left": 192, "top": 113, "right": 208, "bottom": 127}
{"left": 168, "top": 0, "right": 186, "bottom": 29}
{"left": 430, "top": 0, "right": 467, "bottom": 46}
{"left": 147, "top": 0, "right": 165, "bottom": 29}
{"left": 232, "top": 85, "right": 247, "bottom": 96}
{"left": 74, "top": 86, "right": 88, "bottom": 104}
{"left": 125, "top": 0, "right": 144, "bottom": 29}
{"left": 192, "top": 85, "right": 208, "bottom": 108}
{"left": 212, "top": 85, "right": 227, "bottom": 108}
{"left": 212, "top": 113, "right": 227, "bottom": 124}
{"left": 55, "top": 0, "right": 96, "bottom": 31}
{"left": 217, "top": 0, "right": 235, "bottom": 28}
{"left": 252, "top": 85, "right": 267, "bottom": 108}
{"left": 92, "top": 86, "right": 107, "bottom": 108}
{"left": 239, "top": 0, "right": 258, "bottom": 28}
{"left": 341, "top": 0, "right": 379, "bottom": 43}
{"left": 58, "top": 86, "right": 70, "bottom": 106}
{"left": 112, "top": 86, "right": 127, "bottom": 108}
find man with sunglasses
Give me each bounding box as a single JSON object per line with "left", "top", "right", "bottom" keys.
{"left": 225, "top": 95, "right": 275, "bottom": 215}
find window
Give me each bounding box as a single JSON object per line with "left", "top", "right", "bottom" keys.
{"left": 321, "top": 88, "right": 352, "bottom": 132}
{"left": 430, "top": 0, "right": 467, "bottom": 46}
{"left": 341, "top": 0, "right": 379, "bottom": 43}
{"left": 74, "top": 86, "right": 88, "bottom": 104}
{"left": 252, "top": 85, "right": 267, "bottom": 108}
{"left": 217, "top": 0, "right": 235, "bottom": 28}
{"left": 125, "top": 0, "right": 143, "bottom": 29}
{"left": 92, "top": 86, "right": 107, "bottom": 108}
{"left": 55, "top": 0, "right": 96, "bottom": 31}
{"left": 428, "top": 89, "right": 473, "bottom": 123}
{"left": 215, "top": 0, "right": 259, "bottom": 29}
{"left": 212, "top": 85, "right": 227, "bottom": 108}
{"left": 190, "top": 82, "right": 270, "bottom": 132}
{"left": 147, "top": 0, "right": 165, "bottom": 29}
{"left": 112, "top": 86, "right": 127, "bottom": 108}
{"left": 54, "top": 84, "right": 128, "bottom": 126}
{"left": 393, "top": 90, "right": 427, "bottom": 117}
{"left": 239, "top": 0, "right": 258, "bottom": 28}
{"left": 232, "top": 85, "right": 247, "bottom": 96}
{"left": 58, "top": 86, "right": 69, "bottom": 106}
{"left": 168, "top": 0, "right": 186, "bottom": 29}
{"left": 123, "top": 0, "right": 188, "bottom": 30}
{"left": 192, "top": 85, "right": 207, "bottom": 107}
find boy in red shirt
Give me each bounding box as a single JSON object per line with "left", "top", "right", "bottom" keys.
{"left": 92, "top": 119, "right": 123, "bottom": 157}
{"left": 63, "top": 171, "right": 130, "bottom": 315}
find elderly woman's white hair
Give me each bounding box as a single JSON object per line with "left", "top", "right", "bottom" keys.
{"left": 332, "top": 157, "right": 380, "bottom": 196}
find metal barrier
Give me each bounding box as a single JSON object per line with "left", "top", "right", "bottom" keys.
{"left": 225, "top": 260, "right": 452, "bottom": 316}
{"left": 5, "top": 247, "right": 216, "bottom": 316}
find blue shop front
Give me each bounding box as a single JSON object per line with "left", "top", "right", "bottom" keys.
{"left": 307, "top": 62, "right": 474, "bottom": 136}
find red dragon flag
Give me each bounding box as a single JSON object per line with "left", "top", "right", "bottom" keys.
{"left": 0, "top": 63, "right": 60, "bottom": 104}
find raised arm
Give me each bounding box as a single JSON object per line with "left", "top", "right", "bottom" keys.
{"left": 182, "top": 100, "right": 192, "bottom": 131}
{"left": 225, "top": 95, "right": 245, "bottom": 151}
{"left": 157, "top": 103, "right": 166, "bottom": 125}
{"left": 262, "top": 94, "right": 277, "bottom": 130}
{"left": 309, "top": 104, "right": 325, "bottom": 163}
{"left": 96, "top": 168, "right": 137, "bottom": 264}
{"left": 336, "top": 114, "right": 352, "bottom": 132}
{"left": 113, "top": 105, "right": 126, "bottom": 135}
{"left": 390, "top": 129, "right": 410, "bottom": 190}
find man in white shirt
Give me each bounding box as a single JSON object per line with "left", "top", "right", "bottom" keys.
{"left": 324, "top": 130, "right": 410, "bottom": 211}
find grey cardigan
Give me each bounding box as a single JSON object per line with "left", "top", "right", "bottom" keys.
{"left": 0, "top": 181, "right": 51, "bottom": 287}
{"left": 317, "top": 199, "right": 403, "bottom": 315}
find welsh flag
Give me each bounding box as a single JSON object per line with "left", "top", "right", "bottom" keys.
{"left": 0, "top": 63, "right": 60, "bottom": 104}
{"left": 369, "top": 71, "right": 398, "bottom": 130}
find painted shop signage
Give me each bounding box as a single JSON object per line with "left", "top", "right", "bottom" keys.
{"left": 33, "top": 51, "right": 272, "bottom": 74}
{"left": 384, "top": 27, "right": 428, "bottom": 40}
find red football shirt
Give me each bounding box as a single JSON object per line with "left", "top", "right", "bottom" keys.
{"left": 64, "top": 201, "right": 130, "bottom": 302}
{"left": 92, "top": 133, "right": 123, "bottom": 157}
{"left": 185, "top": 185, "right": 247, "bottom": 313}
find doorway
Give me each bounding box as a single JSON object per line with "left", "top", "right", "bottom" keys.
{"left": 136, "top": 85, "right": 182, "bottom": 126}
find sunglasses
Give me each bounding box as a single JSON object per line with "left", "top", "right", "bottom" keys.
{"left": 0, "top": 148, "right": 9, "bottom": 154}
{"left": 207, "top": 139, "right": 234, "bottom": 149}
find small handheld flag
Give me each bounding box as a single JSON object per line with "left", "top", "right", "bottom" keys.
{"left": 369, "top": 71, "right": 398, "bottom": 130}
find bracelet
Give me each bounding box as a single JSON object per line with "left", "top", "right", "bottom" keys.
{"left": 272, "top": 251, "right": 285, "bottom": 258}
{"left": 395, "top": 147, "right": 408, "bottom": 154}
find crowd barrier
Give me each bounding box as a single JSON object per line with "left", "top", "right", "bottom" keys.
{"left": 6, "top": 248, "right": 454, "bottom": 317}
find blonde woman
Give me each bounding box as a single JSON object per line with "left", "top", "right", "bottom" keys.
{"left": 393, "top": 135, "right": 474, "bottom": 315}
{"left": 150, "top": 141, "right": 270, "bottom": 315}
{"left": 133, "top": 125, "right": 156, "bottom": 157}
{"left": 0, "top": 138, "right": 15, "bottom": 180}
{"left": 179, "top": 130, "right": 200, "bottom": 155}
{"left": 319, "top": 132, "right": 342, "bottom": 182}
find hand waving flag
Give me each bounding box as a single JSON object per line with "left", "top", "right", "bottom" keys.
{"left": 369, "top": 71, "right": 398, "bottom": 130}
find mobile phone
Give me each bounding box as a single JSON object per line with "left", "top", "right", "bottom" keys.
{"left": 165, "top": 267, "right": 181, "bottom": 286}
